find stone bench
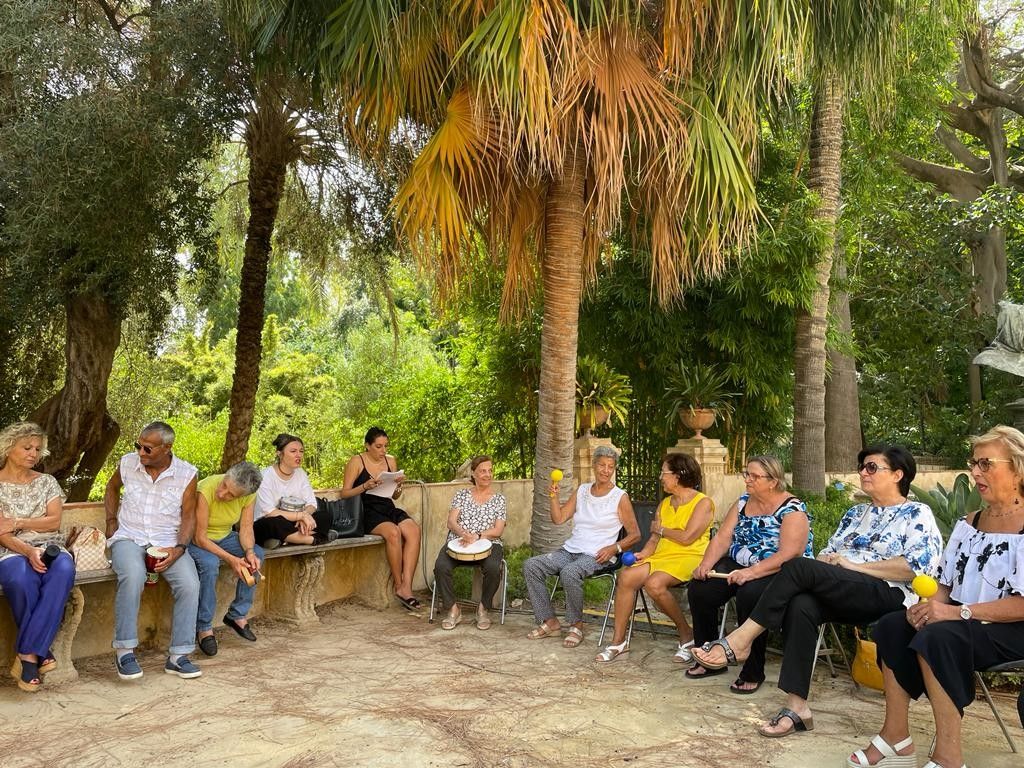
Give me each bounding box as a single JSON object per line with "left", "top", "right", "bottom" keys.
{"left": 0, "top": 534, "right": 388, "bottom": 686}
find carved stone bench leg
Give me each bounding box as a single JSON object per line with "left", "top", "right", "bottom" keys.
{"left": 46, "top": 586, "right": 85, "bottom": 685}
{"left": 265, "top": 553, "right": 325, "bottom": 626}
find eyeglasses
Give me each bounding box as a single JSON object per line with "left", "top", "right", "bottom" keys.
{"left": 967, "top": 457, "right": 1014, "bottom": 473}
{"left": 858, "top": 461, "right": 893, "bottom": 475}
{"left": 741, "top": 471, "right": 769, "bottom": 481}
{"left": 134, "top": 442, "right": 154, "bottom": 455}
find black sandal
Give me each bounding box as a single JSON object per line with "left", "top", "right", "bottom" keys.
{"left": 684, "top": 662, "right": 727, "bottom": 679}
{"left": 396, "top": 595, "right": 418, "bottom": 611}
{"left": 729, "top": 677, "right": 763, "bottom": 694}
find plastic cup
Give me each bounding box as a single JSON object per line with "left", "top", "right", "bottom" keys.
{"left": 144, "top": 547, "right": 169, "bottom": 587}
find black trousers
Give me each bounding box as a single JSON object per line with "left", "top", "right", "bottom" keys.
{"left": 433, "top": 544, "right": 504, "bottom": 611}
{"left": 749, "top": 557, "right": 906, "bottom": 698}
{"left": 687, "top": 556, "right": 774, "bottom": 684}
{"left": 875, "top": 609, "right": 1024, "bottom": 715}
{"left": 253, "top": 508, "right": 334, "bottom": 546}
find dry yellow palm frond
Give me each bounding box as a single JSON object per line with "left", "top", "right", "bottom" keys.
{"left": 660, "top": 0, "right": 715, "bottom": 78}
{"left": 495, "top": 178, "right": 545, "bottom": 321}
{"left": 392, "top": 87, "right": 506, "bottom": 302}
{"left": 398, "top": 12, "right": 451, "bottom": 125}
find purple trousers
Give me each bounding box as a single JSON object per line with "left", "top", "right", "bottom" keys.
{"left": 0, "top": 552, "right": 75, "bottom": 657}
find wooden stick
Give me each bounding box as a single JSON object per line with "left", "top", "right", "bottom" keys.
{"left": 707, "top": 571, "right": 731, "bottom": 579}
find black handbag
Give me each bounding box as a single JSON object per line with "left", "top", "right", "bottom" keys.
{"left": 317, "top": 495, "right": 364, "bottom": 538}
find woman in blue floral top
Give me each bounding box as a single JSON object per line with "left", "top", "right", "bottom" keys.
{"left": 693, "top": 444, "right": 942, "bottom": 740}
{"left": 851, "top": 427, "right": 1024, "bottom": 768}
{"left": 686, "top": 455, "right": 812, "bottom": 690}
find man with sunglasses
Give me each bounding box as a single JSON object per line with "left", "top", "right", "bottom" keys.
{"left": 104, "top": 421, "right": 202, "bottom": 681}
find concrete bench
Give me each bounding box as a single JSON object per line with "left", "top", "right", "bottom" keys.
{"left": 0, "top": 533, "right": 388, "bottom": 686}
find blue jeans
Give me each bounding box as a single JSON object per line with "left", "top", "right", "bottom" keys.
{"left": 111, "top": 540, "right": 200, "bottom": 656}
{"left": 0, "top": 552, "right": 75, "bottom": 657}
{"left": 188, "top": 532, "right": 263, "bottom": 633}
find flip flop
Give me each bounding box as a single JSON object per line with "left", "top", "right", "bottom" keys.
{"left": 692, "top": 637, "right": 739, "bottom": 670}
{"left": 758, "top": 707, "right": 814, "bottom": 738}
{"left": 684, "top": 663, "right": 727, "bottom": 679}
{"left": 729, "top": 677, "right": 763, "bottom": 694}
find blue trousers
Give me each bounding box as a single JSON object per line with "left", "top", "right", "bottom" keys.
{"left": 188, "top": 532, "right": 264, "bottom": 633}
{"left": 0, "top": 552, "right": 75, "bottom": 657}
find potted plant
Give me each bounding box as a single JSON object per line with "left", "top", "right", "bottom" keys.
{"left": 575, "top": 356, "right": 632, "bottom": 436}
{"left": 664, "top": 361, "right": 737, "bottom": 438}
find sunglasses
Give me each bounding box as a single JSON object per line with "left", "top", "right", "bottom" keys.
{"left": 858, "top": 461, "right": 893, "bottom": 475}
{"left": 134, "top": 442, "right": 154, "bottom": 455}
{"left": 967, "top": 457, "right": 1014, "bottom": 473}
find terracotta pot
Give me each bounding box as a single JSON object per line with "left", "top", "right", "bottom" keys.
{"left": 679, "top": 408, "right": 716, "bottom": 439}
{"left": 577, "top": 406, "right": 609, "bottom": 436}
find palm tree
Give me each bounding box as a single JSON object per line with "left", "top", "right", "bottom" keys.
{"left": 236, "top": 0, "right": 806, "bottom": 549}
{"left": 791, "top": 1, "right": 964, "bottom": 494}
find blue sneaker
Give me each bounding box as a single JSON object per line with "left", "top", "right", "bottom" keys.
{"left": 115, "top": 653, "right": 143, "bottom": 681}
{"left": 164, "top": 655, "right": 202, "bottom": 679}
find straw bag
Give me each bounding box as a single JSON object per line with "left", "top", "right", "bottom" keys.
{"left": 851, "top": 627, "right": 884, "bottom": 691}
{"left": 65, "top": 525, "right": 110, "bottom": 571}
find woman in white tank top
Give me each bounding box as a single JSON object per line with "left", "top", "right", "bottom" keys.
{"left": 522, "top": 446, "right": 641, "bottom": 648}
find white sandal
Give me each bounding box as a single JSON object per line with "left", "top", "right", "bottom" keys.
{"left": 595, "top": 640, "right": 629, "bottom": 663}
{"left": 672, "top": 639, "right": 695, "bottom": 663}
{"left": 922, "top": 763, "right": 966, "bottom": 768}
{"left": 847, "top": 735, "right": 915, "bottom": 768}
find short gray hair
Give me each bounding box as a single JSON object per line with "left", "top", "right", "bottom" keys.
{"left": 140, "top": 421, "right": 175, "bottom": 446}
{"left": 592, "top": 445, "right": 620, "bottom": 466}
{"left": 225, "top": 461, "right": 262, "bottom": 495}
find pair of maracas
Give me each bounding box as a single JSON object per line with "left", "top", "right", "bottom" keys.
{"left": 548, "top": 469, "right": 637, "bottom": 566}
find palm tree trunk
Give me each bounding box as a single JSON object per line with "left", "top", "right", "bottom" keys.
{"left": 824, "top": 248, "right": 861, "bottom": 470}
{"left": 530, "top": 141, "right": 587, "bottom": 553}
{"left": 220, "top": 88, "right": 296, "bottom": 469}
{"left": 30, "top": 290, "right": 122, "bottom": 501}
{"left": 793, "top": 79, "right": 844, "bottom": 495}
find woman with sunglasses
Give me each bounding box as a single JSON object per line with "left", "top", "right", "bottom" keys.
{"left": 685, "top": 455, "right": 812, "bottom": 691}
{"left": 691, "top": 444, "right": 943, "bottom": 740}
{"left": 849, "top": 427, "right": 1024, "bottom": 768}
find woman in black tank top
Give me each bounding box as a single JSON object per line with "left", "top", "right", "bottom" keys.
{"left": 340, "top": 427, "right": 421, "bottom": 610}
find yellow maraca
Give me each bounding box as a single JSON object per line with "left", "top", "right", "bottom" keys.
{"left": 549, "top": 469, "right": 563, "bottom": 498}
{"left": 912, "top": 574, "right": 938, "bottom": 601}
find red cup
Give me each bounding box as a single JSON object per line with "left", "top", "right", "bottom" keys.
{"left": 144, "top": 547, "right": 169, "bottom": 587}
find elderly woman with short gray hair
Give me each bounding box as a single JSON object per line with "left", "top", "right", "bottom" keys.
{"left": 522, "top": 446, "right": 640, "bottom": 648}
{"left": 189, "top": 462, "right": 264, "bottom": 653}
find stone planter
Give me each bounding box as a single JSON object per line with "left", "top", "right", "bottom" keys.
{"left": 577, "top": 406, "right": 609, "bottom": 436}
{"left": 679, "top": 407, "right": 716, "bottom": 438}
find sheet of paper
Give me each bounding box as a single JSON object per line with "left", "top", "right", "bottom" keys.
{"left": 366, "top": 470, "right": 405, "bottom": 498}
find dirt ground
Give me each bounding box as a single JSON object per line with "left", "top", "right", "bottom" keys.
{"left": 0, "top": 600, "right": 1020, "bottom": 768}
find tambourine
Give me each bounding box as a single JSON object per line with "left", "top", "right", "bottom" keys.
{"left": 446, "top": 538, "right": 492, "bottom": 562}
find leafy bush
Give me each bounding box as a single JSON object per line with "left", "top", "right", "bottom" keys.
{"left": 798, "top": 483, "right": 854, "bottom": 555}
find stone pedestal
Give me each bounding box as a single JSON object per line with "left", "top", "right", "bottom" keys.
{"left": 573, "top": 435, "right": 618, "bottom": 485}
{"left": 668, "top": 437, "right": 729, "bottom": 516}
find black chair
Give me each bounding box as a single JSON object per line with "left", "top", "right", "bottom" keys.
{"left": 977, "top": 659, "right": 1024, "bottom": 752}
{"left": 548, "top": 527, "right": 631, "bottom": 646}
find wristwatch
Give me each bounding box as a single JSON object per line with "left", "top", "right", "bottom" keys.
{"left": 959, "top": 604, "right": 973, "bottom": 621}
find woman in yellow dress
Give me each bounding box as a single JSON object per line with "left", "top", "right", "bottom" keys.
{"left": 596, "top": 453, "right": 714, "bottom": 662}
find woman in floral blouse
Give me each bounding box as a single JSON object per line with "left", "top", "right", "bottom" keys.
{"left": 849, "top": 427, "right": 1024, "bottom": 768}
{"left": 693, "top": 444, "right": 942, "bottom": 739}
{"left": 433, "top": 456, "right": 506, "bottom": 630}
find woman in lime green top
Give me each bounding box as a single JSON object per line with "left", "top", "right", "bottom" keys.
{"left": 189, "top": 462, "right": 263, "bottom": 655}
{"left": 596, "top": 453, "right": 714, "bottom": 663}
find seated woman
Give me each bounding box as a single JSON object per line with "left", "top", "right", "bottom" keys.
{"left": 254, "top": 433, "right": 335, "bottom": 549}
{"left": 189, "top": 462, "right": 264, "bottom": 655}
{"left": 433, "top": 455, "right": 506, "bottom": 631}
{"left": 0, "top": 422, "right": 75, "bottom": 692}
{"left": 595, "top": 453, "right": 713, "bottom": 662}
{"left": 848, "top": 427, "right": 1024, "bottom": 768}
{"left": 692, "top": 445, "right": 943, "bottom": 738}
{"left": 522, "top": 446, "right": 640, "bottom": 648}
{"left": 341, "top": 427, "right": 420, "bottom": 611}
{"left": 686, "top": 455, "right": 811, "bottom": 692}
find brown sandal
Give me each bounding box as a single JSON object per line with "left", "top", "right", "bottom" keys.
{"left": 527, "top": 622, "right": 560, "bottom": 639}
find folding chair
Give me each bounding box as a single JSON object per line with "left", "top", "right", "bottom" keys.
{"left": 810, "top": 622, "right": 854, "bottom": 681}
{"left": 428, "top": 558, "right": 508, "bottom": 626}
{"left": 976, "top": 659, "right": 1024, "bottom": 753}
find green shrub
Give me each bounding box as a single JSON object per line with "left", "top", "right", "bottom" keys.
{"left": 797, "top": 483, "right": 854, "bottom": 555}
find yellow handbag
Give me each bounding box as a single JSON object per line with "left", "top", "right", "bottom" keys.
{"left": 851, "top": 627, "right": 885, "bottom": 691}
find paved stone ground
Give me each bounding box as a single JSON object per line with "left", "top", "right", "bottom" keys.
{"left": 0, "top": 600, "right": 1019, "bottom": 767}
